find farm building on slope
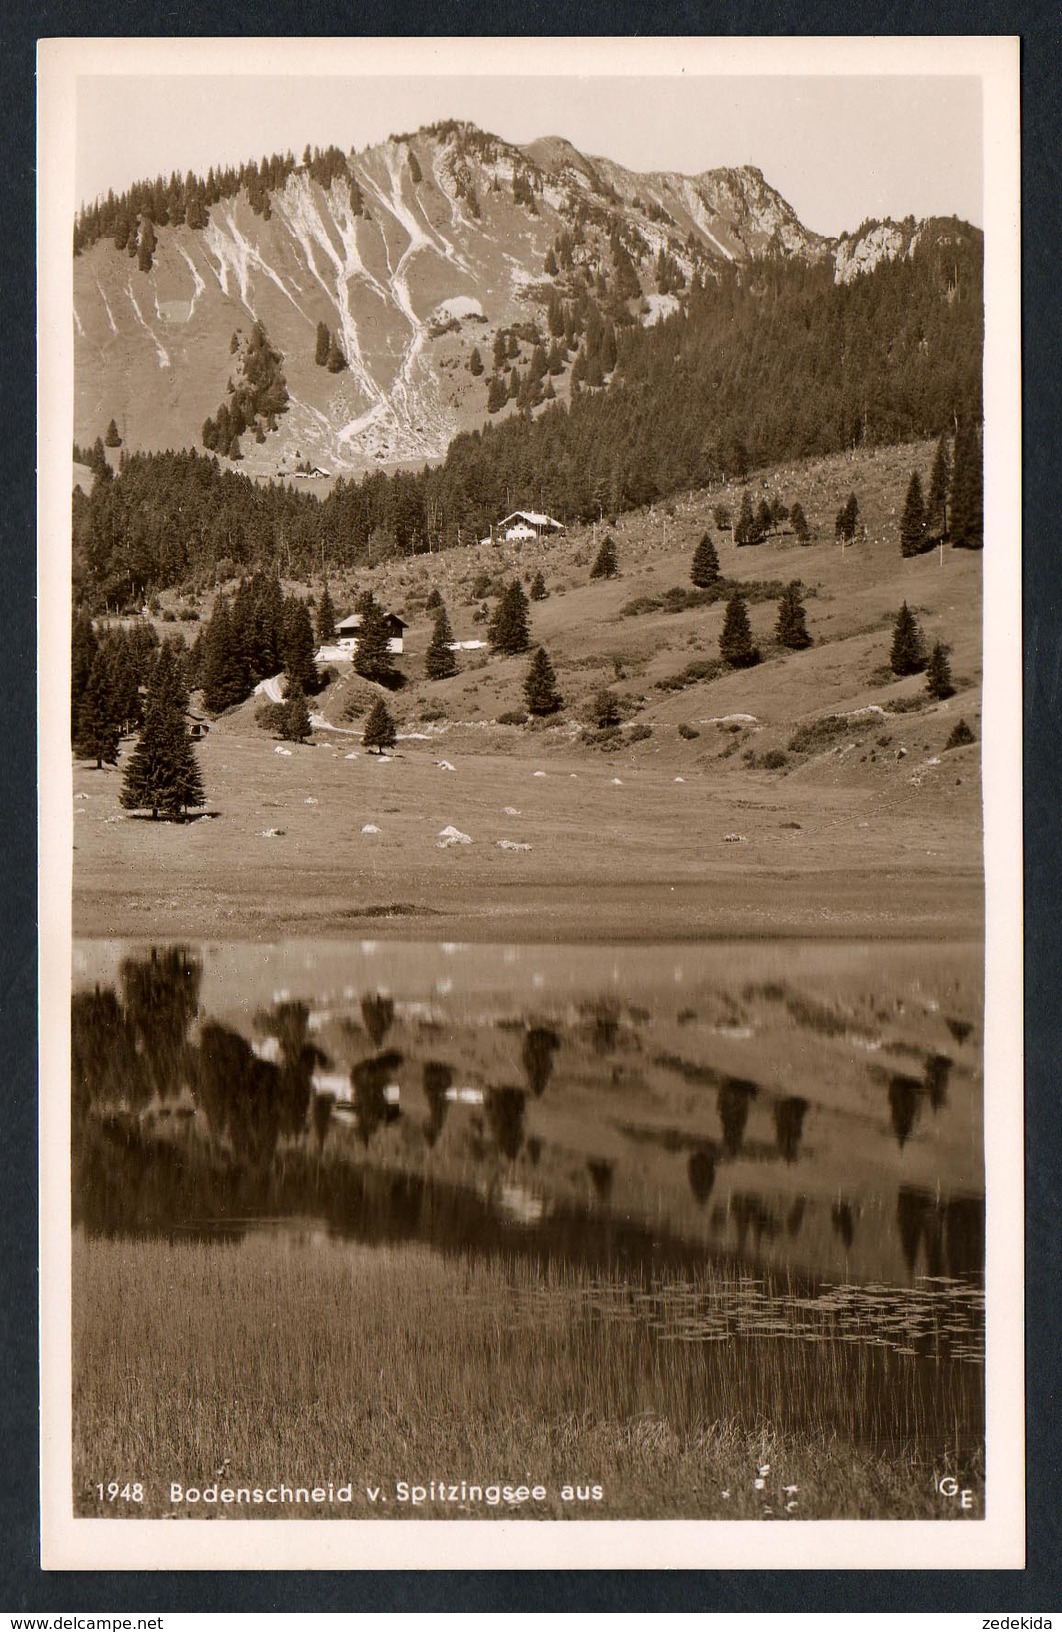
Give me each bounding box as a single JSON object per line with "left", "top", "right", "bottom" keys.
{"left": 492, "top": 511, "right": 566, "bottom": 543}
{"left": 331, "top": 610, "right": 407, "bottom": 656}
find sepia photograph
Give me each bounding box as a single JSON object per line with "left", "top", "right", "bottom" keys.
{"left": 37, "top": 34, "right": 1023, "bottom": 1571}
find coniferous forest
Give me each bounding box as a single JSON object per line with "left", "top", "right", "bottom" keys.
{"left": 72, "top": 221, "right": 982, "bottom": 609}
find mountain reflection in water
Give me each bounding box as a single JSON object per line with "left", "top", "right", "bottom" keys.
{"left": 72, "top": 938, "right": 985, "bottom": 1299}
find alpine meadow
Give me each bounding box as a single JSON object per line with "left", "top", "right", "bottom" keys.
{"left": 66, "top": 106, "right": 990, "bottom": 1536}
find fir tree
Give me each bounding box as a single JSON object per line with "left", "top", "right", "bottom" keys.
{"left": 492, "top": 329, "right": 507, "bottom": 371}
{"left": 314, "top": 321, "right": 330, "bottom": 366}
{"left": 325, "top": 337, "right": 347, "bottom": 373}
{"left": 74, "top": 649, "right": 121, "bottom": 767}
{"left": 775, "top": 581, "right": 812, "bottom": 650}
{"left": 488, "top": 580, "right": 531, "bottom": 655}
{"left": 735, "top": 489, "right": 758, "bottom": 546}
{"left": 889, "top": 602, "right": 925, "bottom": 676}
{"left": 925, "top": 641, "right": 955, "bottom": 700}
{"left": 719, "top": 592, "right": 759, "bottom": 667}
{"left": 425, "top": 587, "right": 443, "bottom": 610}
{"left": 362, "top": 697, "right": 396, "bottom": 753}
{"left": 899, "top": 471, "right": 928, "bottom": 557}
{"left": 352, "top": 593, "right": 395, "bottom": 683}
{"left": 486, "top": 375, "right": 508, "bottom": 413}
{"left": 280, "top": 676, "right": 312, "bottom": 741}
{"left": 468, "top": 347, "right": 484, "bottom": 377}
{"left": 950, "top": 423, "right": 983, "bottom": 549}
{"left": 835, "top": 493, "right": 859, "bottom": 542}
{"left": 529, "top": 570, "right": 549, "bottom": 601}
{"left": 315, "top": 581, "right": 337, "bottom": 643}
{"left": 690, "top": 532, "right": 721, "bottom": 588}
{"left": 425, "top": 605, "right": 458, "bottom": 680}
{"left": 789, "top": 501, "right": 810, "bottom": 543}
{"left": 104, "top": 418, "right": 122, "bottom": 448}
{"left": 756, "top": 498, "right": 773, "bottom": 539}
{"left": 71, "top": 609, "right": 99, "bottom": 735}
{"left": 523, "top": 647, "right": 563, "bottom": 715}
{"left": 589, "top": 534, "right": 619, "bottom": 579}
{"left": 120, "top": 645, "right": 204, "bottom": 820}
{"left": 591, "top": 688, "right": 621, "bottom": 729}
{"left": 201, "top": 596, "right": 250, "bottom": 712}
{"left": 281, "top": 597, "right": 319, "bottom": 694}
{"left": 927, "top": 431, "right": 951, "bottom": 538}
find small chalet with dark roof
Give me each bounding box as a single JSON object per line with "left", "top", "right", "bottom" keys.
{"left": 334, "top": 610, "right": 407, "bottom": 655}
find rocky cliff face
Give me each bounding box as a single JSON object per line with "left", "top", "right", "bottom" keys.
{"left": 71, "top": 121, "right": 950, "bottom": 476}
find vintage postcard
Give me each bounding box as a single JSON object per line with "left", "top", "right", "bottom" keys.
{"left": 38, "top": 35, "right": 1023, "bottom": 1570}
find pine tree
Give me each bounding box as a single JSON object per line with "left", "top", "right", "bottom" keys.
{"left": 281, "top": 597, "right": 319, "bottom": 694}
{"left": 889, "top": 602, "right": 925, "bottom": 676}
{"left": 280, "top": 676, "right": 312, "bottom": 741}
{"left": 690, "top": 532, "right": 721, "bottom": 588}
{"left": 529, "top": 570, "right": 549, "bottom": 601}
{"left": 591, "top": 688, "right": 621, "bottom": 729}
{"left": 352, "top": 593, "right": 395, "bottom": 683}
{"left": 927, "top": 431, "right": 951, "bottom": 538}
{"left": 362, "top": 697, "right": 396, "bottom": 753}
{"left": 523, "top": 647, "right": 563, "bottom": 715}
{"left": 589, "top": 534, "right": 619, "bottom": 579}
{"left": 104, "top": 418, "right": 122, "bottom": 448}
{"left": 315, "top": 581, "right": 337, "bottom": 643}
{"left": 950, "top": 423, "right": 983, "bottom": 549}
{"left": 425, "top": 587, "right": 442, "bottom": 610}
{"left": 492, "top": 329, "right": 507, "bottom": 371}
{"left": 719, "top": 592, "right": 759, "bottom": 667}
{"left": 899, "top": 471, "right": 927, "bottom": 557}
{"left": 756, "top": 498, "right": 773, "bottom": 539}
{"left": 468, "top": 347, "right": 484, "bottom": 377}
{"left": 325, "top": 337, "right": 347, "bottom": 373}
{"left": 488, "top": 580, "right": 531, "bottom": 655}
{"left": 775, "top": 581, "right": 812, "bottom": 650}
{"left": 789, "top": 501, "right": 810, "bottom": 543}
{"left": 925, "top": 641, "right": 955, "bottom": 700}
{"left": 71, "top": 609, "right": 99, "bottom": 735}
{"left": 74, "top": 649, "right": 121, "bottom": 767}
{"left": 735, "top": 489, "right": 758, "bottom": 546}
{"left": 425, "top": 605, "right": 458, "bottom": 680}
{"left": 836, "top": 492, "right": 860, "bottom": 543}
{"left": 314, "top": 321, "right": 330, "bottom": 366}
{"left": 201, "top": 596, "right": 250, "bottom": 712}
{"left": 120, "top": 645, "right": 204, "bottom": 820}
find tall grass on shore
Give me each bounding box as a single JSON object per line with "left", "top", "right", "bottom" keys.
{"left": 72, "top": 1232, "right": 982, "bottom": 1521}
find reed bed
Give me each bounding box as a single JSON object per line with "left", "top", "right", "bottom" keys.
{"left": 72, "top": 1231, "right": 983, "bottom": 1520}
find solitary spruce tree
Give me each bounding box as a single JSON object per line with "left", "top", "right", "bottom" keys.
{"left": 120, "top": 645, "right": 204, "bottom": 820}
{"left": 890, "top": 602, "right": 925, "bottom": 676}
{"left": 899, "top": 472, "right": 927, "bottom": 558}
{"left": 488, "top": 580, "right": 531, "bottom": 655}
{"left": 591, "top": 688, "right": 622, "bottom": 729}
{"left": 523, "top": 647, "right": 563, "bottom": 715}
{"left": 949, "top": 423, "right": 983, "bottom": 549}
{"left": 529, "top": 570, "right": 549, "bottom": 601}
{"left": 774, "top": 581, "right": 812, "bottom": 650}
{"left": 927, "top": 431, "right": 951, "bottom": 538}
{"left": 315, "top": 582, "right": 337, "bottom": 643}
{"left": 589, "top": 535, "right": 619, "bottom": 579}
{"left": 352, "top": 594, "right": 395, "bottom": 683}
{"left": 104, "top": 418, "right": 122, "bottom": 448}
{"left": 362, "top": 697, "right": 396, "bottom": 753}
{"left": 74, "top": 649, "right": 121, "bottom": 767}
{"left": 735, "top": 489, "right": 758, "bottom": 546}
{"left": 789, "top": 501, "right": 810, "bottom": 544}
{"left": 925, "top": 642, "right": 955, "bottom": 701}
{"left": 719, "top": 593, "right": 759, "bottom": 667}
{"left": 425, "top": 605, "right": 458, "bottom": 680}
{"left": 690, "top": 532, "right": 721, "bottom": 588}
{"left": 280, "top": 677, "right": 312, "bottom": 741}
